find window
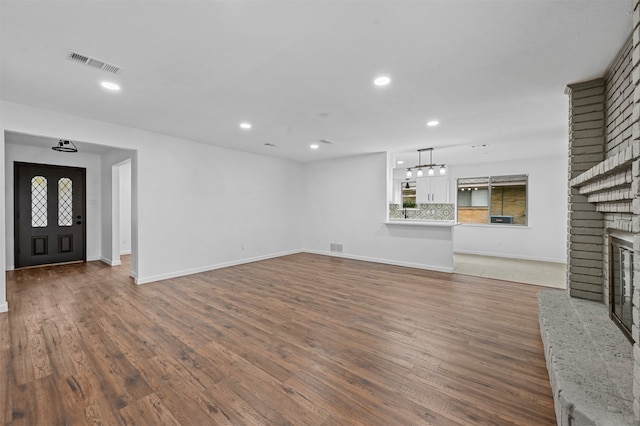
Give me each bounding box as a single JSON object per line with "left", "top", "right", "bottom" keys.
{"left": 457, "top": 174, "right": 527, "bottom": 225}
{"left": 400, "top": 181, "right": 417, "bottom": 208}
{"left": 31, "top": 175, "right": 47, "bottom": 228}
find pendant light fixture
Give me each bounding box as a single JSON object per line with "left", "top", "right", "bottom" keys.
{"left": 52, "top": 139, "right": 78, "bottom": 153}
{"left": 405, "top": 147, "right": 446, "bottom": 178}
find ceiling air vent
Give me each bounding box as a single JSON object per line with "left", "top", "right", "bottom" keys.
{"left": 66, "top": 50, "right": 122, "bottom": 74}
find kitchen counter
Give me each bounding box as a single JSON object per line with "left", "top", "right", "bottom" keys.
{"left": 381, "top": 219, "right": 457, "bottom": 272}
{"left": 384, "top": 220, "right": 459, "bottom": 227}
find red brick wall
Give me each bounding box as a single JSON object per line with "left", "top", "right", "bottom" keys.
{"left": 458, "top": 207, "right": 488, "bottom": 224}
{"left": 491, "top": 186, "right": 526, "bottom": 225}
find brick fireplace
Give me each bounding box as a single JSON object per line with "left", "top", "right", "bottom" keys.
{"left": 550, "top": 2, "right": 640, "bottom": 422}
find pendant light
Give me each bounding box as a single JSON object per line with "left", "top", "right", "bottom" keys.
{"left": 52, "top": 139, "right": 78, "bottom": 153}
{"left": 411, "top": 147, "right": 446, "bottom": 176}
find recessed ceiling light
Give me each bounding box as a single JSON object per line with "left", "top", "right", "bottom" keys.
{"left": 426, "top": 120, "right": 439, "bottom": 127}
{"left": 397, "top": 160, "right": 404, "bottom": 165}
{"left": 374, "top": 76, "right": 391, "bottom": 86}
{"left": 239, "top": 122, "right": 252, "bottom": 129}
{"left": 310, "top": 144, "right": 319, "bottom": 149}
{"left": 100, "top": 81, "right": 120, "bottom": 91}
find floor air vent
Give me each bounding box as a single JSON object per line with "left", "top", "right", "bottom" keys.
{"left": 66, "top": 51, "right": 122, "bottom": 74}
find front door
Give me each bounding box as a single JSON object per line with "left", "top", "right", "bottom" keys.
{"left": 14, "top": 162, "right": 86, "bottom": 268}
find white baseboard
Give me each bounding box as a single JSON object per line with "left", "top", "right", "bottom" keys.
{"left": 7, "top": 256, "right": 102, "bottom": 270}
{"left": 5, "top": 249, "right": 458, "bottom": 284}
{"left": 120, "top": 250, "right": 131, "bottom": 255}
{"left": 303, "top": 249, "right": 454, "bottom": 273}
{"left": 0, "top": 301, "right": 8, "bottom": 313}
{"left": 135, "top": 249, "right": 304, "bottom": 285}
{"left": 100, "top": 257, "right": 121, "bottom": 266}
{"left": 453, "top": 249, "right": 566, "bottom": 264}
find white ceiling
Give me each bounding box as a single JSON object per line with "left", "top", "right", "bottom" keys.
{"left": 0, "top": 1, "right": 632, "bottom": 166}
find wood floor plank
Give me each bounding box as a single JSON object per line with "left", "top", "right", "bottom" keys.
{"left": 2, "top": 253, "right": 556, "bottom": 425}
{"left": 10, "top": 375, "right": 65, "bottom": 425}
{"left": 57, "top": 373, "right": 126, "bottom": 426}
{"left": 0, "top": 313, "right": 11, "bottom": 423}
{"left": 118, "top": 393, "right": 181, "bottom": 426}
{"left": 8, "top": 295, "right": 55, "bottom": 386}
{"left": 135, "top": 355, "right": 234, "bottom": 425}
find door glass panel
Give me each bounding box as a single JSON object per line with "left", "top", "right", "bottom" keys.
{"left": 58, "top": 178, "right": 73, "bottom": 227}
{"left": 31, "top": 176, "right": 47, "bottom": 227}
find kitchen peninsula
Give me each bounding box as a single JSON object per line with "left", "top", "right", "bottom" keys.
{"left": 386, "top": 163, "right": 458, "bottom": 271}
{"left": 384, "top": 202, "right": 459, "bottom": 272}
{"left": 383, "top": 216, "right": 458, "bottom": 272}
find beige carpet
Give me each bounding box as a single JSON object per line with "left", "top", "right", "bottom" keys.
{"left": 454, "top": 253, "right": 566, "bottom": 289}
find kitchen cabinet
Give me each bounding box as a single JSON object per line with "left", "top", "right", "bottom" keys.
{"left": 416, "top": 176, "right": 448, "bottom": 203}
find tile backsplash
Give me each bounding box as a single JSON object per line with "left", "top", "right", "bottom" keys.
{"left": 389, "top": 203, "right": 455, "bottom": 221}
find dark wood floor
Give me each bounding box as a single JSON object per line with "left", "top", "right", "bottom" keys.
{"left": 1, "top": 253, "right": 556, "bottom": 425}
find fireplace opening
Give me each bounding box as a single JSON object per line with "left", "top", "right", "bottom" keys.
{"left": 609, "top": 236, "right": 635, "bottom": 344}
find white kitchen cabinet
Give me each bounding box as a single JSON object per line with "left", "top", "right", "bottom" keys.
{"left": 416, "top": 176, "right": 449, "bottom": 203}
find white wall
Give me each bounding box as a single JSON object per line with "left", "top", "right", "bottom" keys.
{"left": 4, "top": 141, "right": 103, "bottom": 268}
{"left": 452, "top": 155, "right": 568, "bottom": 263}
{"left": 303, "top": 152, "right": 454, "bottom": 272}
{"left": 1, "top": 101, "right": 304, "bottom": 285}
{"left": 119, "top": 161, "right": 131, "bottom": 255}
{"left": 0, "top": 125, "right": 6, "bottom": 312}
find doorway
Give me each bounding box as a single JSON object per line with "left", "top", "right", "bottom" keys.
{"left": 14, "top": 162, "right": 86, "bottom": 268}
{"left": 110, "top": 159, "right": 132, "bottom": 267}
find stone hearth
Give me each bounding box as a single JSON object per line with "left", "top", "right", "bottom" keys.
{"left": 539, "top": 291, "right": 634, "bottom": 425}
